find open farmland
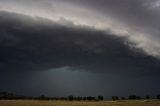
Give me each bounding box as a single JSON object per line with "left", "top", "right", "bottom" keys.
{"left": 0, "top": 100, "right": 160, "bottom": 106}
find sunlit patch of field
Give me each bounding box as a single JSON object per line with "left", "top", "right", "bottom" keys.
{"left": 0, "top": 100, "right": 160, "bottom": 106}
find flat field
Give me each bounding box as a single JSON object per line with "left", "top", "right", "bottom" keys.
{"left": 0, "top": 100, "right": 160, "bottom": 106}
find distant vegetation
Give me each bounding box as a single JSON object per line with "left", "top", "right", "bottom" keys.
{"left": 0, "top": 92, "right": 103, "bottom": 101}
{"left": 157, "top": 94, "right": 160, "bottom": 99}
{"left": 112, "top": 96, "right": 119, "bottom": 100}
{"left": 128, "top": 95, "right": 141, "bottom": 100}
{"left": 0, "top": 92, "right": 160, "bottom": 101}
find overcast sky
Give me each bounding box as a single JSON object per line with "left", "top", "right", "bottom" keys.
{"left": 0, "top": 0, "right": 160, "bottom": 98}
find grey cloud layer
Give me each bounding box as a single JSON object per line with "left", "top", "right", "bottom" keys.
{"left": 66, "top": 0, "right": 160, "bottom": 57}
{"left": 70, "top": 0, "right": 160, "bottom": 27}
{"left": 0, "top": 11, "right": 160, "bottom": 75}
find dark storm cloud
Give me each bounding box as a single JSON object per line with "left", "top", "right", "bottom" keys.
{"left": 0, "top": 11, "right": 160, "bottom": 75}
{"left": 1, "top": 0, "right": 160, "bottom": 58}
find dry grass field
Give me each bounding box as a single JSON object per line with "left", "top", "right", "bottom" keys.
{"left": 0, "top": 100, "right": 160, "bottom": 106}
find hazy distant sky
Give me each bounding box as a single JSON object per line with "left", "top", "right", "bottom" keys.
{"left": 0, "top": 0, "right": 160, "bottom": 98}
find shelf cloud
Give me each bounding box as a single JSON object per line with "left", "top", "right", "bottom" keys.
{"left": 0, "top": 11, "right": 160, "bottom": 76}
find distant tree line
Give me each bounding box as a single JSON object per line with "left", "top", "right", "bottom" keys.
{"left": 112, "top": 94, "right": 160, "bottom": 100}
{"left": 0, "top": 92, "right": 103, "bottom": 101}
{"left": 1, "top": 92, "right": 160, "bottom": 101}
